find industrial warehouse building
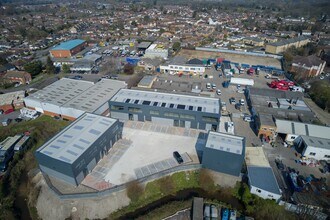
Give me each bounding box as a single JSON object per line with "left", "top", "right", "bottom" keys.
{"left": 24, "top": 78, "right": 127, "bottom": 120}
{"left": 160, "top": 56, "right": 206, "bottom": 75}
{"left": 245, "top": 147, "right": 281, "bottom": 201}
{"left": 294, "top": 136, "right": 330, "bottom": 161}
{"left": 50, "top": 39, "right": 87, "bottom": 58}
{"left": 35, "top": 113, "right": 123, "bottom": 185}
{"left": 202, "top": 131, "right": 245, "bottom": 177}
{"left": 144, "top": 44, "right": 168, "bottom": 59}
{"left": 109, "top": 89, "right": 221, "bottom": 131}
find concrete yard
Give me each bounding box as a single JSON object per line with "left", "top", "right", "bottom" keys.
{"left": 82, "top": 121, "right": 207, "bottom": 190}
{"left": 178, "top": 49, "right": 282, "bottom": 69}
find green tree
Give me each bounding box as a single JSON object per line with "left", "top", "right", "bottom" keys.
{"left": 172, "top": 42, "right": 181, "bottom": 52}
{"left": 45, "top": 56, "right": 56, "bottom": 74}
{"left": 62, "top": 64, "right": 70, "bottom": 74}
{"left": 0, "top": 57, "right": 8, "bottom": 65}
{"left": 24, "top": 61, "right": 42, "bottom": 77}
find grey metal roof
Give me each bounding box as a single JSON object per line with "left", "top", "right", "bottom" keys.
{"left": 25, "top": 78, "right": 94, "bottom": 106}
{"left": 247, "top": 166, "right": 281, "bottom": 195}
{"left": 137, "top": 41, "right": 152, "bottom": 49}
{"left": 36, "top": 113, "right": 117, "bottom": 164}
{"left": 205, "top": 131, "right": 244, "bottom": 155}
{"left": 276, "top": 119, "right": 330, "bottom": 139}
{"left": 300, "top": 135, "right": 330, "bottom": 150}
{"left": 110, "top": 89, "right": 220, "bottom": 114}
{"left": 138, "top": 75, "right": 156, "bottom": 87}
{"left": 25, "top": 78, "right": 126, "bottom": 114}
{"left": 62, "top": 79, "right": 127, "bottom": 112}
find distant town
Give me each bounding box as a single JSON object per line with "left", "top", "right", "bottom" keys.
{"left": 0, "top": 0, "right": 329, "bottom": 220}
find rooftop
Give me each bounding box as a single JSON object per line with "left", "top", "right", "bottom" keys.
{"left": 110, "top": 89, "right": 220, "bottom": 114}
{"left": 0, "top": 90, "right": 25, "bottom": 106}
{"left": 137, "top": 41, "right": 152, "bottom": 49}
{"left": 62, "top": 79, "right": 127, "bottom": 113}
{"left": 245, "top": 147, "right": 270, "bottom": 167}
{"left": 0, "top": 135, "right": 22, "bottom": 151}
{"left": 267, "top": 36, "right": 308, "bottom": 47}
{"left": 247, "top": 166, "right": 281, "bottom": 195}
{"left": 205, "top": 131, "right": 245, "bottom": 155}
{"left": 137, "top": 75, "right": 157, "bottom": 88}
{"left": 51, "top": 39, "right": 86, "bottom": 51}
{"left": 300, "top": 135, "right": 330, "bottom": 150}
{"left": 275, "top": 119, "right": 330, "bottom": 139}
{"left": 36, "top": 113, "right": 117, "bottom": 164}
{"left": 25, "top": 78, "right": 94, "bottom": 106}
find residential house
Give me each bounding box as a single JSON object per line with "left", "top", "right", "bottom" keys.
{"left": 4, "top": 70, "right": 32, "bottom": 85}
{"left": 291, "top": 55, "right": 326, "bottom": 78}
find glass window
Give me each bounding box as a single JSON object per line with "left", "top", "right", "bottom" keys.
{"left": 128, "top": 107, "right": 142, "bottom": 113}
{"left": 150, "top": 110, "right": 159, "bottom": 115}
{"left": 111, "top": 105, "right": 124, "bottom": 110}
{"left": 202, "top": 116, "right": 218, "bottom": 123}
{"left": 180, "top": 114, "right": 195, "bottom": 120}
{"left": 164, "top": 112, "right": 179, "bottom": 118}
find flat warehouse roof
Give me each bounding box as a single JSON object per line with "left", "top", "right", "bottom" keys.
{"left": 25, "top": 78, "right": 94, "bottom": 106}
{"left": 205, "top": 131, "right": 245, "bottom": 155}
{"left": 247, "top": 166, "right": 281, "bottom": 195}
{"left": 110, "top": 89, "right": 220, "bottom": 114}
{"left": 62, "top": 79, "right": 127, "bottom": 112}
{"left": 300, "top": 135, "right": 330, "bottom": 150}
{"left": 51, "top": 39, "right": 85, "bottom": 51}
{"left": 276, "top": 119, "right": 330, "bottom": 139}
{"left": 37, "top": 113, "right": 117, "bottom": 164}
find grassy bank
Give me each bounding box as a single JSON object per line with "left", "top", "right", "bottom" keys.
{"left": 0, "top": 115, "right": 70, "bottom": 219}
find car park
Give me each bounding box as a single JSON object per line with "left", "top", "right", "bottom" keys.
{"left": 173, "top": 151, "right": 183, "bottom": 164}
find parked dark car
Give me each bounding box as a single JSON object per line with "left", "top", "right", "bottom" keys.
{"left": 173, "top": 151, "right": 183, "bottom": 164}
{"left": 275, "top": 159, "right": 285, "bottom": 170}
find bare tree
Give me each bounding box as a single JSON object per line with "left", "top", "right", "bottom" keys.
{"left": 126, "top": 180, "right": 144, "bottom": 202}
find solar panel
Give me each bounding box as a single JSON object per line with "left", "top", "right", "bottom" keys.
{"left": 161, "top": 103, "right": 166, "bottom": 107}
{"left": 134, "top": 100, "right": 139, "bottom": 104}
{"left": 89, "top": 129, "right": 101, "bottom": 135}
{"left": 169, "top": 103, "right": 174, "bottom": 108}
{"left": 189, "top": 106, "right": 193, "bottom": 110}
{"left": 79, "top": 138, "right": 90, "bottom": 144}
{"left": 73, "top": 144, "right": 84, "bottom": 150}
{"left": 67, "top": 150, "right": 78, "bottom": 156}
{"left": 125, "top": 99, "right": 131, "bottom": 103}
{"left": 59, "top": 156, "right": 71, "bottom": 163}
{"left": 197, "top": 107, "right": 202, "bottom": 111}
{"left": 153, "top": 102, "right": 158, "bottom": 106}
{"left": 49, "top": 145, "right": 60, "bottom": 149}
{"left": 73, "top": 125, "right": 84, "bottom": 130}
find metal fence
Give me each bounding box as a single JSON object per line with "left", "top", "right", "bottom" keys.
{"left": 195, "top": 47, "right": 283, "bottom": 60}
{"left": 43, "top": 163, "right": 203, "bottom": 200}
